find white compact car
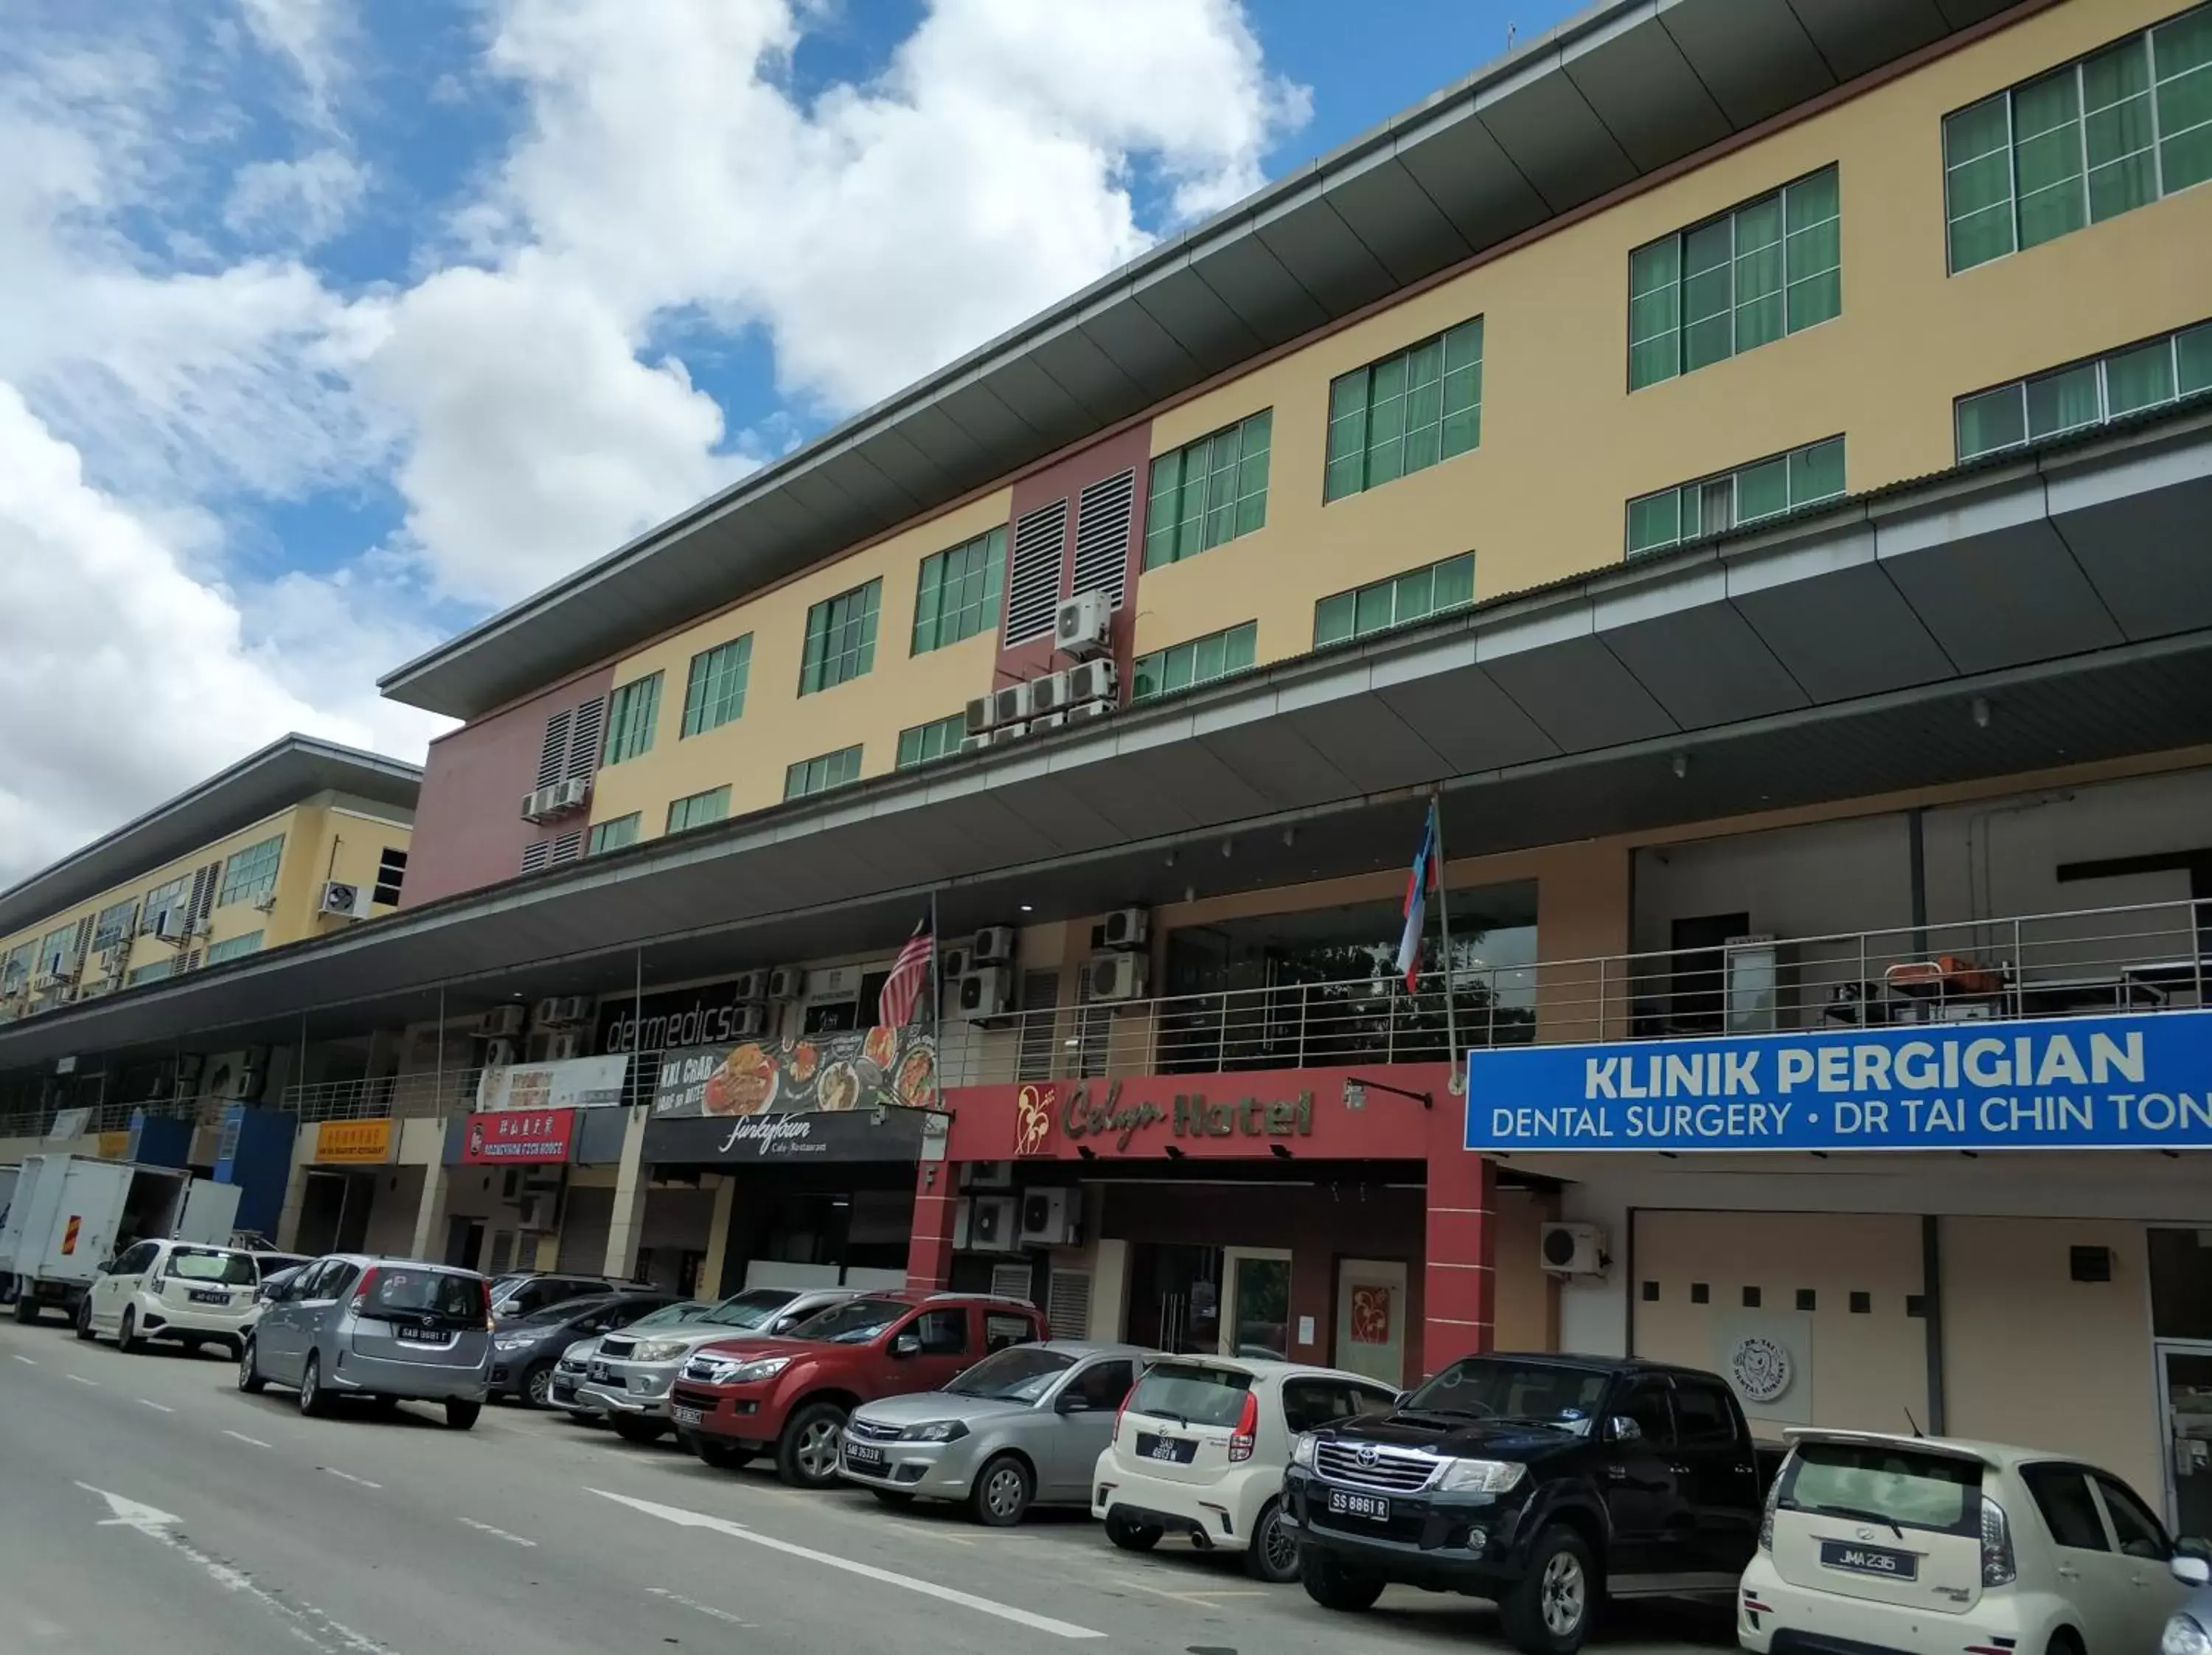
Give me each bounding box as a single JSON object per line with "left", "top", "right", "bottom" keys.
{"left": 1091, "top": 1355, "right": 1396, "bottom": 1583}
{"left": 75, "top": 1238, "right": 261, "bottom": 1356}
{"left": 1741, "top": 1428, "right": 2197, "bottom": 1655}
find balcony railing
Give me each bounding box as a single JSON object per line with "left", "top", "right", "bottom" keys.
{"left": 277, "top": 1072, "right": 479, "bottom": 1124}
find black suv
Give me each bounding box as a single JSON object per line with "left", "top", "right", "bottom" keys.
{"left": 1284, "top": 1353, "right": 1769, "bottom": 1654}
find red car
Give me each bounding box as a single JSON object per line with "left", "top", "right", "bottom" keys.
{"left": 669, "top": 1291, "right": 1046, "bottom": 1488}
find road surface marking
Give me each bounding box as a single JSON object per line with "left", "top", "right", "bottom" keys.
{"left": 647, "top": 1586, "right": 753, "bottom": 1627}
{"left": 10, "top": 1354, "right": 35, "bottom": 1365}
{"left": 223, "top": 1429, "right": 272, "bottom": 1448}
{"left": 77, "top": 1483, "right": 181, "bottom": 1534}
{"left": 590, "top": 1488, "right": 1104, "bottom": 1640}
{"left": 66, "top": 1373, "right": 97, "bottom": 1386}
{"left": 320, "top": 1467, "right": 381, "bottom": 1489}
{"left": 458, "top": 1517, "right": 537, "bottom": 1547}
{"left": 136, "top": 1399, "right": 175, "bottom": 1414}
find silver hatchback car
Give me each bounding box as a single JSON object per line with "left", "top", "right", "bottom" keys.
{"left": 239, "top": 1254, "right": 493, "bottom": 1430}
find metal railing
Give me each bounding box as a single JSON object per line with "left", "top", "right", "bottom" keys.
{"left": 276, "top": 1072, "right": 479, "bottom": 1124}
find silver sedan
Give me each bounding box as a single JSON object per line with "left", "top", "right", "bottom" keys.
{"left": 838, "top": 1340, "right": 1147, "bottom": 1526}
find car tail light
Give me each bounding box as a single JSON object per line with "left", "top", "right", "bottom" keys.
{"left": 1113, "top": 1387, "right": 1135, "bottom": 1446}
{"left": 348, "top": 1266, "right": 380, "bottom": 1316}
{"left": 1227, "top": 1391, "right": 1259, "bottom": 1463}
{"left": 480, "top": 1280, "right": 495, "bottom": 1331}
{"left": 1980, "top": 1495, "right": 2016, "bottom": 1587}
{"left": 1758, "top": 1473, "right": 1781, "bottom": 1550}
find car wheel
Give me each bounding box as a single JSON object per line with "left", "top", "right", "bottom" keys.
{"left": 1105, "top": 1510, "right": 1164, "bottom": 1552}
{"left": 1299, "top": 1547, "right": 1384, "bottom": 1612}
{"left": 523, "top": 1362, "right": 557, "bottom": 1409}
{"left": 611, "top": 1416, "right": 667, "bottom": 1446}
{"left": 74, "top": 1297, "right": 94, "bottom": 1341}
{"left": 776, "top": 1401, "right": 848, "bottom": 1489}
{"left": 1500, "top": 1524, "right": 1597, "bottom": 1655}
{"left": 445, "top": 1398, "right": 482, "bottom": 1431}
{"left": 237, "top": 1336, "right": 267, "bottom": 1394}
{"left": 971, "top": 1454, "right": 1033, "bottom": 1528}
{"left": 693, "top": 1435, "right": 756, "bottom": 1472}
{"left": 872, "top": 1489, "right": 917, "bottom": 1509}
{"left": 2046, "top": 1632, "right": 2084, "bottom": 1655}
{"left": 1246, "top": 1497, "right": 1301, "bottom": 1583}
{"left": 116, "top": 1308, "right": 142, "bottom": 1355}
{"left": 298, "top": 1353, "right": 333, "bottom": 1418}
{"left": 15, "top": 1293, "right": 40, "bottom": 1325}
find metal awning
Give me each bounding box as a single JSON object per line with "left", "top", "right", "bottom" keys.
{"left": 380, "top": 0, "right": 2019, "bottom": 718}
{"left": 10, "top": 408, "right": 2210, "bottom": 1066}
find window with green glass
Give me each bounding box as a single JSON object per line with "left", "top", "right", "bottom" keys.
{"left": 1625, "top": 437, "right": 1848, "bottom": 558}
{"left": 897, "top": 714, "right": 967, "bottom": 768}
{"left": 786, "top": 746, "right": 863, "bottom": 799}
{"left": 799, "top": 580, "right": 881, "bottom": 694}
{"left": 1324, "top": 321, "right": 1483, "bottom": 502}
{"left": 127, "top": 959, "right": 174, "bottom": 987}
{"left": 216, "top": 835, "right": 284, "bottom": 907}
{"left": 602, "top": 673, "right": 663, "bottom": 765}
{"left": 1312, "top": 553, "right": 1475, "bottom": 647}
{"left": 1129, "top": 622, "right": 1259, "bottom": 702}
{"left": 680, "top": 636, "right": 751, "bottom": 738}
{"left": 1956, "top": 320, "right": 2212, "bottom": 459}
{"left": 1945, "top": 7, "right": 2212, "bottom": 274}
{"left": 1629, "top": 166, "right": 1840, "bottom": 390}
{"left": 588, "top": 813, "right": 641, "bottom": 854}
{"left": 38, "top": 922, "right": 75, "bottom": 971}
{"left": 205, "top": 931, "right": 263, "bottom": 965}
{"left": 1144, "top": 411, "right": 1273, "bottom": 566}
{"left": 912, "top": 530, "right": 1004, "bottom": 653}
{"left": 666, "top": 787, "right": 731, "bottom": 834}
{"left": 91, "top": 898, "right": 138, "bottom": 951}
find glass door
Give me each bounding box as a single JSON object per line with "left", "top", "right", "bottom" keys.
{"left": 2157, "top": 1342, "right": 2212, "bottom": 1536}
{"left": 1220, "top": 1247, "right": 1292, "bottom": 1360}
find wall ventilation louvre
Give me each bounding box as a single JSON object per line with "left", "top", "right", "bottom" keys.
{"left": 1070, "top": 468, "right": 1135, "bottom": 610}
{"left": 1004, "top": 499, "right": 1069, "bottom": 646}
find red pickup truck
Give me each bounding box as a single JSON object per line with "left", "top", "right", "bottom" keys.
{"left": 669, "top": 1291, "right": 1047, "bottom": 1488}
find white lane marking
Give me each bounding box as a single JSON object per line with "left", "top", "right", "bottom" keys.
{"left": 647, "top": 1586, "right": 753, "bottom": 1628}
{"left": 77, "top": 1483, "right": 181, "bottom": 1533}
{"left": 137, "top": 1399, "right": 175, "bottom": 1414}
{"left": 10, "top": 1353, "right": 35, "bottom": 1365}
{"left": 222, "top": 1429, "right": 272, "bottom": 1448}
{"left": 458, "top": 1516, "right": 536, "bottom": 1548}
{"left": 590, "top": 1488, "right": 1103, "bottom": 1640}
{"left": 320, "top": 1467, "right": 381, "bottom": 1490}
{"left": 65, "top": 1373, "right": 97, "bottom": 1386}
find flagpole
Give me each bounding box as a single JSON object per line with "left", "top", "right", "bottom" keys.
{"left": 1429, "top": 785, "right": 1462, "bottom": 1089}
{"left": 927, "top": 889, "right": 942, "bottom": 1105}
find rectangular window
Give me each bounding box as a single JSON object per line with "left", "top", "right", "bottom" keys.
{"left": 127, "top": 959, "right": 175, "bottom": 987}
{"left": 1625, "top": 436, "right": 1848, "bottom": 557}
{"left": 1325, "top": 321, "right": 1483, "bottom": 502}
{"left": 785, "top": 746, "right": 863, "bottom": 799}
{"left": 1312, "top": 552, "right": 1476, "bottom": 647}
{"left": 91, "top": 898, "right": 138, "bottom": 951}
{"left": 800, "top": 580, "right": 882, "bottom": 694}
{"left": 912, "top": 530, "right": 1005, "bottom": 653}
{"left": 372, "top": 847, "right": 407, "bottom": 907}
{"left": 679, "top": 636, "right": 751, "bottom": 738}
{"left": 588, "top": 813, "right": 641, "bottom": 855}
{"left": 1144, "top": 410, "right": 1273, "bottom": 567}
{"left": 204, "top": 931, "right": 263, "bottom": 965}
{"left": 1945, "top": 7, "right": 2212, "bottom": 273}
{"left": 216, "top": 835, "right": 285, "bottom": 908}
{"left": 1955, "top": 319, "right": 2212, "bottom": 459}
{"left": 897, "top": 713, "right": 968, "bottom": 769}
{"left": 1130, "top": 622, "right": 1259, "bottom": 703}
{"left": 1630, "top": 166, "right": 1840, "bottom": 389}
{"left": 140, "top": 875, "right": 189, "bottom": 934}
{"left": 38, "top": 922, "right": 76, "bottom": 974}
{"left": 665, "top": 787, "right": 731, "bottom": 834}
{"left": 602, "top": 673, "right": 663, "bottom": 766}
{"left": 0, "top": 941, "right": 32, "bottom": 992}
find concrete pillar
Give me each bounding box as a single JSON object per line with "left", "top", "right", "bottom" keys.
{"left": 697, "top": 1174, "right": 739, "bottom": 1300}
{"left": 1088, "top": 1238, "right": 1130, "bottom": 1341}
{"left": 1423, "top": 1147, "right": 1496, "bottom": 1377}
{"left": 600, "top": 1108, "right": 650, "bottom": 1280}
{"left": 904, "top": 1159, "right": 958, "bottom": 1291}
{"left": 408, "top": 1159, "right": 449, "bottom": 1263}
{"left": 273, "top": 1136, "right": 316, "bottom": 1252}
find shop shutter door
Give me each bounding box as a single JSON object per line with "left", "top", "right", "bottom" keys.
{"left": 558, "top": 1186, "right": 616, "bottom": 1275}
{"left": 487, "top": 1229, "right": 517, "bottom": 1276}
{"left": 1047, "top": 1269, "right": 1091, "bottom": 1338}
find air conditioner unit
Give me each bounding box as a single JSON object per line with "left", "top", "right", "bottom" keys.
{"left": 1067, "top": 659, "right": 1117, "bottom": 705}
{"left": 766, "top": 967, "right": 804, "bottom": 1002}
{"left": 972, "top": 926, "right": 1015, "bottom": 964}
{"left": 532, "top": 996, "right": 564, "bottom": 1027}
{"left": 961, "top": 1161, "right": 1013, "bottom": 1190}
{"left": 1101, "top": 906, "right": 1150, "bottom": 950}
{"left": 548, "top": 1033, "right": 583, "bottom": 1062}
{"left": 728, "top": 969, "right": 768, "bottom": 1004}
{"left": 810, "top": 965, "right": 860, "bottom": 999}
{"left": 1018, "top": 1187, "right": 1079, "bottom": 1248}
{"left": 1029, "top": 711, "right": 1066, "bottom": 734}
{"left": 1054, "top": 591, "right": 1113, "bottom": 659}
{"left": 253, "top": 894, "right": 279, "bottom": 915}
{"left": 557, "top": 994, "right": 591, "bottom": 1024}
{"left": 475, "top": 1005, "right": 526, "bottom": 1039}
{"left": 988, "top": 721, "right": 1029, "bottom": 746}
{"left": 958, "top": 734, "right": 990, "bottom": 756}
{"left": 206, "top": 1061, "right": 263, "bottom": 1103}
{"left": 964, "top": 1195, "right": 1020, "bottom": 1252}
{"left": 964, "top": 695, "right": 995, "bottom": 736}
{"left": 957, "top": 965, "right": 1015, "bottom": 1019}
{"left": 1030, "top": 671, "right": 1070, "bottom": 715}
{"left": 939, "top": 946, "right": 970, "bottom": 982}
{"left": 1063, "top": 698, "right": 1114, "bottom": 726}
{"left": 152, "top": 909, "right": 190, "bottom": 945}
{"left": 33, "top": 970, "right": 72, "bottom": 993}
{"left": 518, "top": 1191, "right": 560, "bottom": 1232}
{"left": 318, "top": 881, "right": 365, "bottom": 920}
{"left": 520, "top": 787, "right": 551, "bottom": 822}
{"left": 549, "top": 776, "right": 591, "bottom": 811}
{"left": 1085, "top": 951, "right": 1147, "bottom": 1003}
{"left": 1538, "top": 1222, "right": 1609, "bottom": 1277}
{"left": 483, "top": 1038, "right": 519, "bottom": 1068}
{"left": 729, "top": 1002, "right": 770, "bottom": 1038}
{"left": 991, "top": 682, "right": 1034, "bottom": 726}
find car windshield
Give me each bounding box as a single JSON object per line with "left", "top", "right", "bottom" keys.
{"left": 947, "top": 1346, "right": 1075, "bottom": 1401}
{"left": 368, "top": 1269, "right": 484, "bottom": 1319}
{"left": 1779, "top": 1441, "right": 1983, "bottom": 1536}
{"left": 1399, "top": 1357, "right": 1613, "bottom": 1432}
{"left": 698, "top": 1288, "right": 798, "bottom": 1328}
{"left": 1125, "top": 1361, "right": 1252, "bottom": 1428}
{"left": 787, "top": 1297, "right": 908, "bottom": 1344}
{"left": 631, "top": 1300, "right": 712, "bottom": 1329}
{"left": 164, "top": 1248, "right": 258, "bottom": 1286}
{"left": 251, "top": 1255, "right": 305, "bottom": 1280}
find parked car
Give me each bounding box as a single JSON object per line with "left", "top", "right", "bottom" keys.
{"left": 488, "top": 1291, "right": 685, "bottom": 1406}
{"left": 1744, "top": 1428, "right": 2206, "bottom": 1655}
{"left": 1093, "top": 1354, "right": 1395, "bottom": 1583}
{"left": 74, "top": 1238, "right": 262, "bottom": 1358}
{"left": 238, "top": 1254, "right": 492, "bottom": 1430}
{"left": 670, "top": 1291, "right": 1046, "bottom": 1488}
{"left": 489, "top": 1271, "right": 653, "bottom": 1322}
{"left": 550, "top": 1298, "right": 712, "bottom": 1419}
{"left": 838, "top": 1339, "right": 1144, "bottom": 1525}
{"left": 581, "top": 1285, "right": 860, "bottom": 1445}
{"left": 2163, "top": 1541, "right": 2212, "bottom": 1655}
{"left": 246, "top": 1251, "right": 311, "bottom": 1283}
{"left": 1284, "top": 1353, "right": 1769, "bottom": 1653}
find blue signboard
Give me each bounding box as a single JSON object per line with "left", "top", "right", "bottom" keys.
{"left": 1466, "top": 1010, "right": 2212, "bottom": 1153}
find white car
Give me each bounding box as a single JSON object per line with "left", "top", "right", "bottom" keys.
{"left": 1741, "top": 1428, "right": 2195, "bottom": 1655}
{"left": 1091, "top": 1355, "right": 1396, "bottom": 1583}
{"left": 74, "top": 1237, "right": 261, "bottom": 1357}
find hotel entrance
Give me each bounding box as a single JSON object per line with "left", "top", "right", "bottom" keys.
{"left": 1125, "top": 1243, "right": 1293, "bottom": 1359}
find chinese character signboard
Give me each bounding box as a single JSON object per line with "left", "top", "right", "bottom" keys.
{"left": 313, "top": 1118, "right": 394, "bottom": 1165}
{"left": 462, "top": 1108, "right": 576, "bottom": 1165}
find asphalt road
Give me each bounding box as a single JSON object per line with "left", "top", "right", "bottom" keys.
{"left": 0, "top": 1314, "right": 1734, "bottom": 1655}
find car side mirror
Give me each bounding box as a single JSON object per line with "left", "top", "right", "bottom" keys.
{"left": 1055, "top": 1392, "right": 1091, "bottom": 1414}
{"left": 1607, "top": 1415, "right": 1643, "bottom": 1443}
{"left": 891, "top": 1332, "right": 922, "bottom": 1357}
{"left": 2174, "top": 1554, "right": 2211, "bottom": 1587}
{"left": 1394, "top": 1389, "right": 1411, "bottom": 1408}
{"left": 97, "top": 1258, "right": 115, "bottom": 1275}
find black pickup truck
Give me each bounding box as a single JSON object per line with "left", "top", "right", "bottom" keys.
{"left": 1284, "top": 1352, "right": 1776, "bottom": 1654}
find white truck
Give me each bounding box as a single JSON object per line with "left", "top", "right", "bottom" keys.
{"left": 0, "top": 1153, "right": 242, "bottom": 1325}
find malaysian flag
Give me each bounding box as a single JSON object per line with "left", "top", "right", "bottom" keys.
{"left": 1394, "top": 800, "right": 1440, "bottom": 993}
{"left": 877, "top": 917, "right": 934, "bottom": 1027}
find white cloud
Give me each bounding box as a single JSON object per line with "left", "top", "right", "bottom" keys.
{"left": 234, "top": 0, "right": 347, "bottom": 127}
{"left": 224, "top": 148, "right": 367, "bottom": 247}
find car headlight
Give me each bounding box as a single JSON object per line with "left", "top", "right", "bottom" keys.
{"left": 1436, "top": 1459, "right": 1527, "bottom": 1494}
{"left": 2165, "top": 1616, "right": 2212, "bottom": 1655}
{"left": 493, "top": 1336, "right": 535, "bottom": 1351}
{"left": 1290, "top": 1432, "right": 1317, "bottom": 1468}
{"left": 900, "top": 1420, "right": 970, "bottom": 1443}
{"left": 726, "top": 1355, "right": 792, "bottom": 1384}
{"left": 631, "top": 1339, "right": 690, "bottom": 1363}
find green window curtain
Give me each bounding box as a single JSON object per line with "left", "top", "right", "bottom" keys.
{"left": 896, "top": 714, "right": 964, "bottom": 768}
{"left": 666, "top": 788, "right": 730, "bottom": 834}
{"left": 1788, "top": 437, "right": 1846, "bottom": 504}
{"left": 2178, "top": 324, "right": 2212, "bottom": 396}
{"left": 1732, "top": 193, "right": 1784, "bottom": 353}
{"left": 2025, "top": 361, "right": 2102, "bottom": 439}
{"left": 1147, "top": 412, "right": 1271, "bottom": 563}
{"left": 1441, "top": 320, "right": 1484, "bottom": 459}
{"left": 1352, "top": 582, "right": 1394, "bottom": 636}
{"left": 1431, "top": 553, "right": 1474, "bottom": 612}
{"left": 1222, "top": 622, "right": 1257, "bottom": 674}
{"left": 1144, "top": 452, "right": 1183, "bottom": 569}
{"left": 1628, "top": 239, "right": 1680, "bottom": 389}
{"left": 1782, "top": 167, "right": 1841, "bottom": 330}
{"left": 681, "top": 637, "right": 750, "bottom": 737}
{"left": 2082, "top": 37, "right": 2157, "bottom": 223}
{"left": 1944, "top": 97, "right": 2017, "bottom": 271}
{"left": 912, "top": 534, "right": 1000, "bottom": 653}
{"left": 1313, "top": 593, "right": 1355, "bottom": 647}
{"left": 1324, "top": 325, "right": 1479, "bottom": 500}
{"left": 1131, "top": 625, "right": 1255, "bottom": 698}
{"left": 206, "top": 931, "right": 264, "bottom": 965}
{"left": 1324, "top": 369, "right": 1368, "bottom": 501}
{"left": 1626, "top": 490, "right": 1682, "bottom": 556}
{"left": 2156, "top": 7, "right": 2212, "bottom": 194}
{"left": 1234, "top": 410, "right": 1273, "bottom": 536}
{"left": 1735, "top": 456, "right": 1790, "bottom": 523}
{"left": 2013, "top": 67, "right": 2087, "bottom": 250}
{"left": 2104, "top": 339, "right": 2176, "bottom": 415}
{"left": 1956, "top": 384, "right": 2028, "bottom": 458}
{"left": 1679, "top": 218, "right": 1734, "bottom": 372}
{"left": 603, "top": 673, "right": 662, "bottom": 764}
{"left": 801, "top": 582, "right": 880, "bottom": 692}
{"left": 588, "top": 813, "right": 641, "bottom": 854}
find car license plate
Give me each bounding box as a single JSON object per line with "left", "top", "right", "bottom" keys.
{"left": 188, "top": 1289, "right": 228, "bottom": 1305}
{"left": 1327, "top": 1488, "right": 1391, "bottom": 1522}
{"left": 1818, "top": 1539, "right": 1919, "bottom": 1580}
{"left": 1135, "top": 1432, "right": 1197, "bottom": 1465}
{"left": 845, "top": 1443, "right": 884, "bottom": 1467}
{"left": 395, "top": 1325, "right": 445, "bottom": 1343}
{"left": 672, "top": 1406, "right": 703, "bottom": 1428}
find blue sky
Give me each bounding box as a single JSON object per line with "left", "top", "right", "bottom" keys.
{"left": 0, "top": 0, "right": 1580, "bottom": 879}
